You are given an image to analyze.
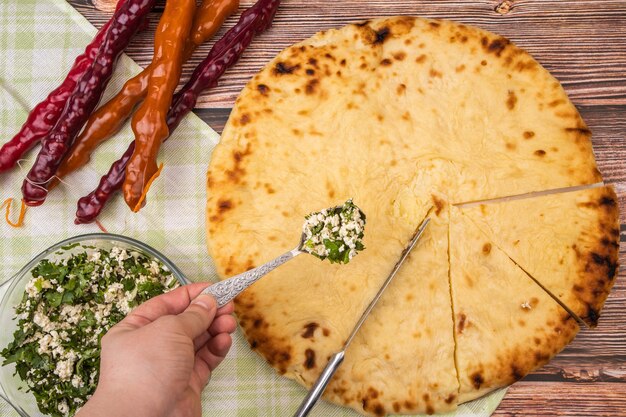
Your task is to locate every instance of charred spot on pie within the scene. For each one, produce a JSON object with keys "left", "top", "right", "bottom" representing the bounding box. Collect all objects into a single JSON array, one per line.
[
  {"left": 301, "top": 322, "right": 319, "bottom": 338},
  {"left": 565, "top": 126, "right": 592, "bottom": 135},
  {"left": 485, "top": 37, "right": 509, "bottom": 57},
  {"left": 432, "top": 195, "right": 446, "bottom": 215},
  {"left": 445, "top": 393, "right": 456, "bottom": 404},
  {"left": 305, "top": 79, "right": 319, "bottom": 95},
  {"left": 534, "top": 149, "right": 546, "bottom": 157},
  {"left": 592, "top": 252, "right": 606, "bottom": 265},
  {"left": 600, "top": 236, "right": 619, "bottom": 249},
  {"left": 253, "top": 318, "right": 264, "bottom": 328},
  {"left": 393, "top": 52, "right": 407, "bottom": 61},
  {"left": 511, "top": 364, "right": 523, "bottom": 380},
  {"left": 368, "top": 387, "right": 380, "bottom": 399},
  {"left": 257, "top": 84, "right": 270, "bottom": 95},
  {"left": 534, "top": 351, "right": 548, "bottom": 363},
  {"left": 471, "top": 372, "right": 484, "bottom": 389},
  {"left": 590, "top": 251, "right": 618, "bottom": 280},
  {"left": 304, "top": 348, "right": 316, "bottom": 369},
  {"left": 305, "top": 68, "right": 315, "bottom": 76},
  {"left": 548, "top": 99, "right": 565, "bottom": 107},
  {"left": 457, "top": 313, "right": 467, "bottom": 333},
  {"left": 428, "top": 21, "right": 441, "bottom": 29},
  {"left": 217, "top": 199, "right": 233, "bottom": 213},
  {"left": 430, "top": 67, "right": 444, "bottom": 78},
  {"left": 506, "top": 90, "right": 517, "bottom": 110},
  {"left": 245, "top": 259, "right": 256, "bottom": 271},
  {"left": 599, "top": 195, "right": 616, "bottom": 207},
  {"left": 523, "top": 130, "right": 535, "bottom": 139},
  {"left": 322, "top": 328, "right": 331, "bottom": 336},
  {"left": 240, "top": 113, "right": 251, "bottom": 125},
  {"left": 482, "top": 243, "right": 492, "bottom": 255},
  {"left": 380, "top": 58, "right": 393, "bottom": 66},
  {"left": 586, "top": 307, "right": 599, "bottom": 326},
  {"left": 416, "top": 54, "right": 427, "bottom": 64},
  {"left": 373, "top": 26, "right": 390, "bottom": 44},
  {"left": 273, "top": 61, "right": 301, "bottom": 75}
]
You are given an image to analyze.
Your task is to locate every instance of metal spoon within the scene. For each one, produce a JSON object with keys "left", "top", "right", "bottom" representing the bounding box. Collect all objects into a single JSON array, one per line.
[{"left": 202, "top": 203, "right": 363, "bottom": 307}]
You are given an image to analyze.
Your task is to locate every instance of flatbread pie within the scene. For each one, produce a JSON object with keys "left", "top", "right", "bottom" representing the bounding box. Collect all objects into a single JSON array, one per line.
[{"left": 205, "top": 16, "right": 619, "bottom": 416}]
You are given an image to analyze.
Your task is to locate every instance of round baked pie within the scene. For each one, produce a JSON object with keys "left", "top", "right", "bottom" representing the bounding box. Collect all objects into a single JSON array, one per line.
[{"left": 205, "top": 17, "right": 619, "bottom": 416}]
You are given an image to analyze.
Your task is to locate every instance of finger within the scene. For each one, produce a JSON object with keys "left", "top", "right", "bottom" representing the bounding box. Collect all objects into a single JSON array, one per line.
[
  {"left": 216, "top": 301, "right": 234, "bottom": 316},
  {"left": 176, "top": 294, "right": 218, "bottom": 339},
  {"left": 123, "top": 283, "right": 210, "bottom": 325},
  {"left": 208, "top": 314, "right": 237, "bottom": 336},
  {"left": 190, "top": 345, "right": 213, "bottom": 394},
  {"left": 199, "top": 333, "right": 232, "bottom": 371},
  {"left": 206, "top": 333, "right": 233, "bottom": 363},
  {"left": 193, "top": 331, "right": 211, "bottom": 352}
]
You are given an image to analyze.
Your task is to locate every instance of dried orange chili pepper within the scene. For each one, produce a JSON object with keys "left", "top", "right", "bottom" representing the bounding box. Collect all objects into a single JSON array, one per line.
[
  {"left": 189, "top": 0, "right": 240, "bottom": 49},
  {"left": 53, "top": 0, "right": 239, "bottom": 184},
  {"left": 122, "top": 0, "right": 196, "bottom": 211}
]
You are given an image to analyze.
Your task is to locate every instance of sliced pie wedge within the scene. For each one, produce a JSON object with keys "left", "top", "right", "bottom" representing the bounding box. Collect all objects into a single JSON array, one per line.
[
  {"left": 449, "top": 206, "right": 580, "bottom": 403},
  {"left": 323, "top": 200, "right": 459, "bottom": 416},
  {"left": 460, "top": 185, "right": 620, "bottom": 326}
]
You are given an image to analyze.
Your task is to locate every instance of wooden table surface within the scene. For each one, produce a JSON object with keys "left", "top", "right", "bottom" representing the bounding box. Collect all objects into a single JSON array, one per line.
[{"left": 68, "top": 1, "right": 626, "bottom": 415}]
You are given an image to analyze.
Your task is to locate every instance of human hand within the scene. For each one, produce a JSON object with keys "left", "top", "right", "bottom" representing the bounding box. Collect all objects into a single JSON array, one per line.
[{"left": 76, "top": 283, "right": 236, "bottom": 417}]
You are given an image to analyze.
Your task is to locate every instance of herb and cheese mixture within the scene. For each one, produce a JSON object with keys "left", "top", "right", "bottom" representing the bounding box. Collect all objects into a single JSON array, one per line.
[
  {"left": 1, "top": 245, "right": 179, "bottom": 417},
  {"left": 301, "top": 199, "right": 366, "bottom": 264}
]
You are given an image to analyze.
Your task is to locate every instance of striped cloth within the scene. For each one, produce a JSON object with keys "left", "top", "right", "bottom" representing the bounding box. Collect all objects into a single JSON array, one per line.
[{"left": 0, "top": 0, "right": 506, "bottom": 415}]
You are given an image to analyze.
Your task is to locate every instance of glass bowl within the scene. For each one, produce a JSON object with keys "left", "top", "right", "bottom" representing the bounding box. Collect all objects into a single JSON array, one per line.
[{"left": 0, "top": 233, "right": 190, "bottom": 417}]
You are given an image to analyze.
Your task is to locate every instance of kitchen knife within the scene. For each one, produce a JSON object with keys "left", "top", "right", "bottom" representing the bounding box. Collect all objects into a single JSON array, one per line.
[{"left": 293, "top": 218, "right": 431, "bottom": 417}]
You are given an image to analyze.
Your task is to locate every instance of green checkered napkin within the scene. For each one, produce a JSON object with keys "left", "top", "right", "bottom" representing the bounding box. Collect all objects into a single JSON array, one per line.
[{"left": 0, "top": 1, "right": 505, "bottom": 415}]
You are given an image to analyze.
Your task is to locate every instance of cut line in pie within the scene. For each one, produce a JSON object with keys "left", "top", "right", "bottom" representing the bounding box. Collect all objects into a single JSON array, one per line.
[{"left": 460, "top": 185, "right": 620, "bottom": 327}]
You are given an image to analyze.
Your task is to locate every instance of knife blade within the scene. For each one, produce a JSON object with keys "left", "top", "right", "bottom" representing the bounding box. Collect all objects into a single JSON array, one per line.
[{"left": 293, "top": 218, "right": 431, "bottom": 417}]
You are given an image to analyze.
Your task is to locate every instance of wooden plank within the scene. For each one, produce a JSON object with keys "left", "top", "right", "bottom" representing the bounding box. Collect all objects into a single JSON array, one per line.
[{"left": 493, "top": 381, "right": 626, "bottom": 416}]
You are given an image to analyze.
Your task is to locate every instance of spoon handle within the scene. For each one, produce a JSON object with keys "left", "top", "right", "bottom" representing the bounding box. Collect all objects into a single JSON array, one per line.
[{"left": 203, "top": 247, "right": 302, "bottom": 307}]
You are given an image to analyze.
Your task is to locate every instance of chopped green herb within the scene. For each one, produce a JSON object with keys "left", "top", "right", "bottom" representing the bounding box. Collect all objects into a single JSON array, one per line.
[
  {"left": 301, "top": 199, "right": 366, "bottom": 264},
  {"left": 1, "top": 246, "right": 179, "bottom": 417}
]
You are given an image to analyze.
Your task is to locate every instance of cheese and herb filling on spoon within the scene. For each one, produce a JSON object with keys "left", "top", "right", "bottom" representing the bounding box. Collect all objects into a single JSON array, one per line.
[
  {"left": 1, "top": 246, "right": 179, "bottom": 417},
  {"left": 301, "top": 199, "right": 366, "bottom": 264}
]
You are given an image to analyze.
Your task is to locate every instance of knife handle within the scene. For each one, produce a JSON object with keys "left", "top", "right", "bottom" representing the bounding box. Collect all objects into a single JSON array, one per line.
[{"left": 293, "top": 350, "right": 345, "bottom": 417}]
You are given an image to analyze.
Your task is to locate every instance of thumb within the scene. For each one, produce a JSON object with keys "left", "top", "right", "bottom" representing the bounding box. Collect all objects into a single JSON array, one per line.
[{"left": 176, "top": 294, "right": 218, "bottom": 339}]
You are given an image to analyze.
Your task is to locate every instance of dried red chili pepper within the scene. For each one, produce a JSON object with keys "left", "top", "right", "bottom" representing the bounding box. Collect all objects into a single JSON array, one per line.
[
  {"left": 75, "top": 0, "right": 281, "bottom": 223},
  {"left": 122, "top": 0, "right": 197, "bottom": 211},
  {"left": 0, "top": 0, "right": 124, "bottom": 173},
  {"left": 21, "top": 0, "right": 155, "bottom": 206},
  {"left": 75, "top": 143, "right": 134, "bottom": 224},
  {"left": 54, "top": 0, "right": 239, "bottom": 184}
]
